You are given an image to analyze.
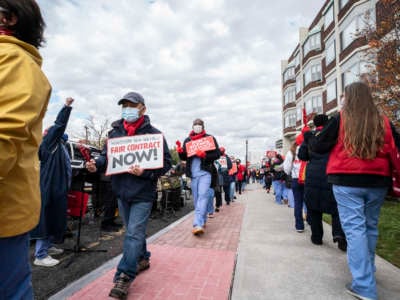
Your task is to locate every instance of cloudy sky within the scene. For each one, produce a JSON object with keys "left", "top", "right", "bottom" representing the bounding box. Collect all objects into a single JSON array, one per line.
[{"left": 37, "top": 0, "right": 322, "bottom": 162}]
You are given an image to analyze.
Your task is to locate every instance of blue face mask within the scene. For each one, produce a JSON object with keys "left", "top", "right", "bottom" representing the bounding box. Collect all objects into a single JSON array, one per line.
[{"left": 122, "top": 107, "right": 140, "bottom": 123}]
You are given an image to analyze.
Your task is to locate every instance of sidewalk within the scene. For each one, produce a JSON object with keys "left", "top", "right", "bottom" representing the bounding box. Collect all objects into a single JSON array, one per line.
[{"left": 51, "top": 184, "right": 400, "bottom": 300}]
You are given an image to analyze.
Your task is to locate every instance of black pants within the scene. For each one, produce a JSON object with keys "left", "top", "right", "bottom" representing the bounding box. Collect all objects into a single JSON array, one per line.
[
  {"left": 215, "top": 188, "right": 222, "bottom": 208},
  {"left": 223, "top": 185, "right": 231, "bottom": 204},
  {"left": 237, "top": 181, "right": 243, "bottom": 194},
  {"left": 309, "top": 208, "right": 345, "bottom": 243}
]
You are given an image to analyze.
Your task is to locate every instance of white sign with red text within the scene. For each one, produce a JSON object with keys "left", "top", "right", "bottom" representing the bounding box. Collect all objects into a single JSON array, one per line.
[{"left": 106, "top": 134, "right": 163, "bottom": 175}]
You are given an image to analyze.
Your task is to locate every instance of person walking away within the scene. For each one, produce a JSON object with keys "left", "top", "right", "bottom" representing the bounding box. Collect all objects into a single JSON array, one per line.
[
  {"left": 310, "top": 82, "right": 399, "bottom": 300},
  {"left": 216, "top": 147, "right": 233, "bottom": 209},
  {"left": 283, "top": 141, "right": 306, "bottom": 232},
  {"left": 298, "top": 114, "right": 346, "bottom": 250},
  {"left": 30, "top": 98, "right": 74, "bottom": 267},
  {"left": 0, "top": 1, "right": 51, "bottom": 298},
  {"left": 86, "top": 92, "right": 171, "bottom": 299},
  {"left": 176, "top": 118, "right": 220, "bottom": 235}
]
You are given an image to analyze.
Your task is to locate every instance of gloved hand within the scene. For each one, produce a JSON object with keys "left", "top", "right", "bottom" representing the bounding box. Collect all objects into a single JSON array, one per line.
[
  {"left": 176, "top": 140, "right": 183, "bottom": 153},
  {"left": 196, "top": 150, "right": 206, "bottom": 158}
]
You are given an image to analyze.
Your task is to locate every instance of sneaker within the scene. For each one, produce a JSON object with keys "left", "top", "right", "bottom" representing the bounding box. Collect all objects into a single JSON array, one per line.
[
  {"left": 48, "top": 246, "right": 64, "bottom": 256},
  {"left": 34, "top": 255, "right": 60, "bottom": 267},
  {"left": 109, "top": 273, "right": 131, "bottom": 299},
  {"left": 345, "top": 283, "right": 374, "bottom": 300},
  {"left": 192, "top": 226, "right": 204, "bottom": 236},
  {"left": 136, "top": 258, "right": 150, "bottom": 274},
  {"left": 208, "top": 213, "right": 214, "bottom": 218},
  {"left": 215, "top": 208, "right": 220, "bottom": 212},
  {"left": 296, "top": 229, "right": 304, "bottom": 233}
]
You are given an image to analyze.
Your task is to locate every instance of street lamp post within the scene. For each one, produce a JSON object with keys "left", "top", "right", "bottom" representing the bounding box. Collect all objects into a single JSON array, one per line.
[
  {"left": 84, "top": 125, "right": 89, "bottom": 144},
  {"left": 245, "top": 139, "right": 248, "bottom": 171}
]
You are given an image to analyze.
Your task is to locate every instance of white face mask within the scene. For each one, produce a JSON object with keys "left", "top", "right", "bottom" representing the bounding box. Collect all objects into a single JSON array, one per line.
[
  {"left": 122, "top": 107, "right": 140, "bottom": 123},
  {"left": 193, "top": 125, "right": 203, "bottom": 134}
]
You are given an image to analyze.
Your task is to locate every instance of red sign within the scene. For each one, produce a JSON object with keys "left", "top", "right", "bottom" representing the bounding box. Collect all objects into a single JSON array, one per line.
[
  {"left": 266, "top": 151, "right": 277, "bottom": 158},
  {"left": 186, "top": 136, "right": 216, "bottom": 157}
]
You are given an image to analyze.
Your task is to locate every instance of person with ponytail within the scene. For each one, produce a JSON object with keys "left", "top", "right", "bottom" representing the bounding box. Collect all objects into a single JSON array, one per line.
[
  {"left": 310, "top": 81, "right": 399, "bottom": 300},
  {"left": 176, "top": 119, "right": 221, "bottom": 235},
  {"left": 0, "top": 1, "right": 50, "bottom": 298}
]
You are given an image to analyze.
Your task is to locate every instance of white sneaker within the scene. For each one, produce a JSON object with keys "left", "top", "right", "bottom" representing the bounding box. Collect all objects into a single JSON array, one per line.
[
  {"left": 34, "top": 255, "right": 60, "bottom": 267},
  {"left": 48, "top": 246, "right": 64, "bottom": 256}
]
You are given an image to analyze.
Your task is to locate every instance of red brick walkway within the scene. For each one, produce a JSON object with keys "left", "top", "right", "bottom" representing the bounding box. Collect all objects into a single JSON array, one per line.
[{"left": 68, "top": 202, "right": 244, "bottom": 300}]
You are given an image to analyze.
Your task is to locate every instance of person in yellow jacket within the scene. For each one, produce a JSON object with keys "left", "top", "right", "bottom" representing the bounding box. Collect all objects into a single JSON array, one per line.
[{"left": 0, "top": 1, "right": 51, "bottom": 299}]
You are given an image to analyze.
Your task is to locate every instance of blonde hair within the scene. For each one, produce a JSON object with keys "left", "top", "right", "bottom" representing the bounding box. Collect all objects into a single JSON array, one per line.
[{"left": 342, "top": 82, "right": 384, "bottom": 159}]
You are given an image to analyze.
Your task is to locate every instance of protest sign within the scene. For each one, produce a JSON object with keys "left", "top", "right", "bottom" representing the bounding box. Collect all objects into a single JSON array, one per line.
[
  {"left": 266, "top": 150, "right": 277, "bottom": 158},
  {"left": 218, "top": 156, "right": 228, "bottom": 169},
  {"left": 186, "top": 136, "right": 216, "bottom": 157},
  {"left": 106, "top": 134, "right": 163, "bottom": 175}
]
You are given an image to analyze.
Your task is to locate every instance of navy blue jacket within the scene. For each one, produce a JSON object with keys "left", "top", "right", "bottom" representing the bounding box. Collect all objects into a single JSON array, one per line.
[
  {"left": 96, "top": 116, "right": 171, "bottom": 203},
  {"left": 31, "top": 105, "right": 72, "bottom": 243}
]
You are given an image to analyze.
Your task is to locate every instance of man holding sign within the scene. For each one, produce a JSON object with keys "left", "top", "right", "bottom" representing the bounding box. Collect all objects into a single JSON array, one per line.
[
  {"left": 86, "top": 92, "right": 171, "bottom": 300},
  {"left": 176, "top": 119, "right": 220, "bottom": 236}
]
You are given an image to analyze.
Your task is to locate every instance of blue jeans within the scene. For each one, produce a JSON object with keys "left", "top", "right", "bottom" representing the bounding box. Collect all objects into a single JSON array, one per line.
[
  {"left": 115, "top": 200, "right": 153, "bottom": 280},
  {"left": 292, "top": 179, "right": 305, "bottom": 230},
  {"left": 229, "top": 181, "right": 235, "bottom": 201},
  {"left": 286, "top": 188, "right": 295, "bottom": 208},
  {"left": 272, "top": 180, "right": 284, "bottom": 204},
  {"left": 35, "top": 237, "right": 52, "bottom": 259},
  {"left": 207, "top": 188, "right": 215, "bottom": 215},
  {"left": 333, "top": 185, "right": 387, "bottom": 300},
  {"left": 191, "top": 174, "right": 211, "bottom": 227},
  {"left": 0, "top": 233, "right": 33, "bottom": 300}
]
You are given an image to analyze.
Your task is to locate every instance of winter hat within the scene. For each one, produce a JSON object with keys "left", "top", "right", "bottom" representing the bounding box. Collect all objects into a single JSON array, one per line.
[{"left": 313, "top": 114, "right": 328, "bottom": 127}]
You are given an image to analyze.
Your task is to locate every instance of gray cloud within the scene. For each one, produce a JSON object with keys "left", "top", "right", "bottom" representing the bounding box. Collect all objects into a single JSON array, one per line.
[{"left": 38, "top": 0, "right": 321, "bottom": 162}]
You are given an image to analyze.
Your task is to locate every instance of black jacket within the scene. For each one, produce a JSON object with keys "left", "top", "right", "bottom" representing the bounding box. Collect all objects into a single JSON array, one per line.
[
  {"left": 96, "top": 115, "right": 171, "bottom": 203},
  {"left": 178, "top": 134, "right": 221, "bottom": 178},
  {"left": 298, "top": 129, "right": 338, "bottom": 213}
]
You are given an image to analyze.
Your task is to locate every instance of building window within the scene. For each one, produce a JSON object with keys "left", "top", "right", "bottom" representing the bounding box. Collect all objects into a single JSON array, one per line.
[
  {"left": 296, "top": 75, "right": 301, "bottom": 94},
  {"left": 340, "top": 10, "right": 375, "bottom": 51},
  {"left": 294, "top": 52, "right": 300, "bottom": 67},
  {"left": 283, "top": 67, "right": 295, "bottom": 82},
  {"left": 296, "top": 106, "right": 302, "bottom": 121},
  {"left": 303, "top": 32, "right": 321, "bottom": 57},
  {"left": 284, "top": 86, "right": 296, "bottom": 105},
  {"left": 284, "top": 110, "right": 297, "bottom": 128},
  {"left": 341, "top": 61, "right": 370, "bottom": 90},
  {"left": 327, "top": 79, "right": 337, "bottom": 102},
  {"left": 305, "top": 95, "right": 322, "bottom": 114},
  {"left": 325, "top": 39, "right": 336, "bottom": 65},
  {"left": 324, "top": 4, "right": 334, "bottom": 28},
  {"left": 303, "top": 63, "right": 322, "bottom": 86},
  {"left": 340, "top": 18, "right": 357, "bottom": 50},
  {"left": 339, "top": 0, "right": 349, "bottom": 10}
]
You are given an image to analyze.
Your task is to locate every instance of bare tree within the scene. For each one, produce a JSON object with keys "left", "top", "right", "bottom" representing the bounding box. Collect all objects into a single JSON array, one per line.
[{"left": 81, "top": 117, "right": 111, "bottom": 149}]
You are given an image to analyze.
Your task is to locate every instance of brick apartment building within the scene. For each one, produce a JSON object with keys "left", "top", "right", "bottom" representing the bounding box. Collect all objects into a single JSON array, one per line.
[{"left": 280, "top": 0, "right": 386, "bottom": 152}]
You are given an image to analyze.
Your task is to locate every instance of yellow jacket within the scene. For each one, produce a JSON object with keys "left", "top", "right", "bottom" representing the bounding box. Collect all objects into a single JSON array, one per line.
[{"left": 0, "top": 35, "right": 51, "bottom": 237}]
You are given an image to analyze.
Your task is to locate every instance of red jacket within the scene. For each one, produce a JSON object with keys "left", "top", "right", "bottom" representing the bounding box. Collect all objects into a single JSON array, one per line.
[
  {"left": 236, "top": 164, "right": 246, "bottom": 181},
  {"left": 327, "top": 115, "right": 393, "bottom": 177}
]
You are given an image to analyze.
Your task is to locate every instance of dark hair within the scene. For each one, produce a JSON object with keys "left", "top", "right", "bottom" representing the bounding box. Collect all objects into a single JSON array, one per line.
[
  {"left": 0, "top": 0, "right": 45, "bottom": 48},
  {"left": 193, "top": 118, "right": 204, "bottom": 126}
]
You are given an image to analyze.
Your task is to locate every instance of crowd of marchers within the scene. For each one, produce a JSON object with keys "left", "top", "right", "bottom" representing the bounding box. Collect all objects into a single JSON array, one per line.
[{"left": 1, "top": 1, "right": 400, "bottom": 300}]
